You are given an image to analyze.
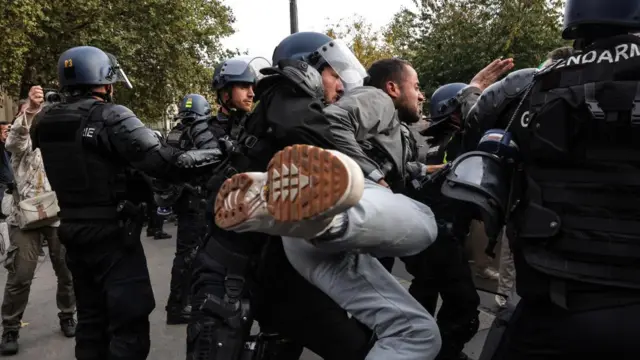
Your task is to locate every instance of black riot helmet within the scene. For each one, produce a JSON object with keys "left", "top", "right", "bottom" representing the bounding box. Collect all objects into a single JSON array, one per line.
[
  {"left": 212, "top": 56, "right": 270, "bottom": 113},
  {"left": 177, "top": 94, "right": 211, "bottom": 117},
  {"left": 272, "top": 32, "right": 333, "bottom": 69},
  {"left": 563, "top": 0, "right": 640, "bottom": 40},
  {"left": 57, "top": 46, "right": 133, "bottom": 91},
  {"left": 441, "top": 130, "right": 520, "bottom": 240},
  {"left": 271, "top": 32, "right": 368, "bottom": 93},
  {"left": 212, "top": 56, "right": 271, "bottom": 91},
  {"left": 422, "top": 83, "right": 467, "bottom": 138}
]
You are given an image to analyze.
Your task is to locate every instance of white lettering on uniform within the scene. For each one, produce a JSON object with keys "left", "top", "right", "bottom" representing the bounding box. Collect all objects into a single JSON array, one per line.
[
  {"left": 597, "top": 50, "right": 614, "bottom": 64},
  {"left": 82, "top": 127, "right": 95, "bottom": 138},
  {"left": 615, "top": 44, "right": 629, "bottom": 62},
  {"left": 520, "top": 111, "right": 531, "bottom": 128},
  {"left": 566, "top": 55, "right": 581, "bottom": 66},
  {"left": 582, "top": 50, "right": 597, "bottom": 63},
  {"left": 559, "top": 43, "right": 640, "bottom": 67}
]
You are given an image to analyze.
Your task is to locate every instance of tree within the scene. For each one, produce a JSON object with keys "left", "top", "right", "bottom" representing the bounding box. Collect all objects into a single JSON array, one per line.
[
  {"left": 0, "top": 0, "right": 238, "bottom": 123},
  {"left": 325, "top": 15, "right": 397, "bottom": 69},
  {"left": 388, "top": 0, "right": 568, "bottom": 98}
]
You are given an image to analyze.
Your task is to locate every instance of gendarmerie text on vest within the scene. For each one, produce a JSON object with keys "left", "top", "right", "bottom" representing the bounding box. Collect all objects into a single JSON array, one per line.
[{"left": 555, "top": 43, "right": 640, "bottom": 68}]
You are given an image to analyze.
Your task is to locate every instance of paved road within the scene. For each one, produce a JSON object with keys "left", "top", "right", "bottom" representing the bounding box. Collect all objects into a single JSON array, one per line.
[{"left": 0, "top": 223, "right": 494, "bottom": 359}]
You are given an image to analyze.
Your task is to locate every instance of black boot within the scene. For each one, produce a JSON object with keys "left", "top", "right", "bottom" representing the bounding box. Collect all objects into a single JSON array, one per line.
[
  {"left": 154, "top": 231, "right": 172, "bottom": 240},
  {"left": 166, "top": 304, "right": 192, "bottom": 325},
  {"left": 0, "top": 331, "right": 19, "bottom": 356},
  {"left": 60, "top": 318, "right": 77, "bottom": 338}
]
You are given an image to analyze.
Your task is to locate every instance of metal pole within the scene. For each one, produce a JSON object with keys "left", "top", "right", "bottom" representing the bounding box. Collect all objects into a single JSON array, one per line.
[{"left": 289, "top": 0, "right": 299, "bottom": 34}]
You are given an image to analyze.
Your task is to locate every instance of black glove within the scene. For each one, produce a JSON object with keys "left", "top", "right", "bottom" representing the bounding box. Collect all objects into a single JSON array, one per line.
[{"left": 176, "top": 149, "right": 224, "bottom": 168}]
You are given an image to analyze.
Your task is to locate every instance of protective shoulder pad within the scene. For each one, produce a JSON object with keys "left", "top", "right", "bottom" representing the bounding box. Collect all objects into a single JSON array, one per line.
[
  {"left": 273, "top": 59, "right": 324, "bottom": 100},
  {"left": 500, "top": 68, "right": 537, "bottom": 98},
  {"left": 467, "top": 68, "right": 536, "bottom": 127},
  {"left": 189, "top": 117, "right": 218, "bottom": 150},
  {"left": 102, "top": 103, "right": 145, "bottom": 131}
]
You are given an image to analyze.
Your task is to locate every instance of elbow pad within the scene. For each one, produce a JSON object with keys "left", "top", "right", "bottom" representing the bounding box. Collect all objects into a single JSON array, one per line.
[{"left": 189, "top": 117, "right": 219, "bottom": 150}]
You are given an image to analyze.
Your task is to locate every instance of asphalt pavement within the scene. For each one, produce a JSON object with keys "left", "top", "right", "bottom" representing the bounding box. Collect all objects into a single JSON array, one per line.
[{"left": 0, "top": 223, "right": 494, "bottom": 359}]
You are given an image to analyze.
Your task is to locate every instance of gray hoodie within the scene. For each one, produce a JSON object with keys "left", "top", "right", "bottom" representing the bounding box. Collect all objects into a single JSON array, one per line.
[{"left": 323, "top": 86, "right": 405, "bottom": 183}]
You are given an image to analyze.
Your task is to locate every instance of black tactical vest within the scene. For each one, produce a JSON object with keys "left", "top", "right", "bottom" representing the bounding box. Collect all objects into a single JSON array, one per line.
[
  {"left": 511, "top": 37, "right": 640, "bottom": 290},
  {"left": 166, "top": 122, "right": 193, "bottom": 150},
  {"left": 37, "top": 98, "right": 126, "bottom": 218},
  {"left": 214, "top": 112, "right": 244, "bottom": 140}
]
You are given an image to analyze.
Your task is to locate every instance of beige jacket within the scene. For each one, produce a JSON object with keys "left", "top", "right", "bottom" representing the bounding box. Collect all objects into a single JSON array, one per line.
[{"left": 4, "top": 107, "right": 59, "bottom": 227}]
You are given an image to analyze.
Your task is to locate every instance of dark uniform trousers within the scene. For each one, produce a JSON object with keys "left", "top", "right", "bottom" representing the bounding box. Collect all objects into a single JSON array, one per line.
[
  {"left": 168, "top": 193, "right": 206, "bottom": 309},
  {"left": 188, "top": 238, "right": 372, "bottom": 360},
  {"left": 403, "top": 232, "right": 479, "bottom": 357},
  {"left": 145, "top": 200, "right": 165, "bottom": 233},
  {"left": 494, "top": 296, "right": 640, "bottom": 359},
  {"left": 59, "top": 220, "right": 155, "bottom": 360}
]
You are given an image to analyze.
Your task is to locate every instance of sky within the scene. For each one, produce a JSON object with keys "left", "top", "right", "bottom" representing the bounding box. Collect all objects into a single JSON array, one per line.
[{"left": 220, "top": 0, "right": 417, "bottom": 60}]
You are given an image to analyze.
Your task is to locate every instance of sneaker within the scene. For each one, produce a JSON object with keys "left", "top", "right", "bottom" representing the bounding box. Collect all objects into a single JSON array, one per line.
[
  {"left": 215, "top": 145, "right": 364, "bottom": 239},
  {"left": 0, "top": 331, "right": 18, "bottom": 355},
  {"left": 60, "top": 318, "right": 77, "bottom": 338},
  {"left": 477, "top": 267, "right": 500, "bottom": 281}
]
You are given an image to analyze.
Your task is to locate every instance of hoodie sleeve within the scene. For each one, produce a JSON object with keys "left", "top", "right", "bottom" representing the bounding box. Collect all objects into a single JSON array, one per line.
[{"left": 6, "top": 109, "right": 38, "bottom": 155}]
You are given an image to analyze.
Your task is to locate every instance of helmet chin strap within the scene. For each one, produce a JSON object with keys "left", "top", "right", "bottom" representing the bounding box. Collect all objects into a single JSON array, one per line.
[
  {"left": 217, "top": 88, "right": 247, "bottom": 119},
  {"left": 91, "top": 85, "right": 113, "bottom": 102}
]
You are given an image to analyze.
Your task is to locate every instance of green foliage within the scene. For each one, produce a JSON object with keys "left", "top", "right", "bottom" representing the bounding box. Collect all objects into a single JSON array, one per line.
[
  {"left": 389, "top": 0, "right": 569, "bottom": 96},
  {"left": 0, "top": 0, "right": 238, "bottom": 123},
  {"left": 325, "top": 15, "right": 396, "bottom": 69}
]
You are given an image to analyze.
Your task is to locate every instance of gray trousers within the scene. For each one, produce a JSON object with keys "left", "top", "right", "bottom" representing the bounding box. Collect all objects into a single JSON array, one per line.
[{"left": 283, "top": 181, "right": 442, "bottom": 360}]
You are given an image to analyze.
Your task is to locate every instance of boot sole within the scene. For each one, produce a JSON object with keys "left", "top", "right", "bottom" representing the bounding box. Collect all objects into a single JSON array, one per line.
[{"left": 215, "top": 145, "right": 363, "bottom": 231}]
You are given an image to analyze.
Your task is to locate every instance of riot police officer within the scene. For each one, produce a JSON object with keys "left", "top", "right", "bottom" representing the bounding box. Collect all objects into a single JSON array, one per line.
[
  {"left": 187, "top": 33, "right": 375, "bottom": 360},
  {"left": 404, "top": 83, "right": 481, "bottom": 360},
  {"left": 31, "top": 46, "right": 221, "bottom": 360},
  {"left": 164, "top": 93, "right": 213, "bottom": 324},
  {"left": 448, "top": 1, "right": 640, "bottom": 358},
  {"left": 207, "top": 56, "right": 270, "bottom": 141}
]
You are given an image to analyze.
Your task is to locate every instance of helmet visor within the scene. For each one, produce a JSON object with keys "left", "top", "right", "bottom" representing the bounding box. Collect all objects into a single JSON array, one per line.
[
  {"left": 105, "top": 53, "right": 133, "bottom": 89},
  {"left": 115, "top": 67, "right": 133, "bottom": 89},
  {"left": 316, "top": 39, "right": 367, "bottom": 92},
  {"left": 220, "top": 56, "right": 272, "bottom": 82}
]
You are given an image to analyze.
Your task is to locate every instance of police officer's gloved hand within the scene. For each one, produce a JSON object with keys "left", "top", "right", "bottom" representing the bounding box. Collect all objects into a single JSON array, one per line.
[
  {"left": 176, "top": 149, "right": 224, "bottom": 168},
  {"left": 406, "top": 161, "right": 428, "bottom": 180},
  {"left": 218, "top": 136, "right": 240, "bottom": 156}
]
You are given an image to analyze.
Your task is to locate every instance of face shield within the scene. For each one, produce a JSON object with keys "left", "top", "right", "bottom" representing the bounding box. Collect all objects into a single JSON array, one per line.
[
  {"left": 105, "top": 53, "right": 133, "bottom": 89},
  {"left": 219, "top": 56, "right": 272, "bottom": 83},
  {"left": 441, "top": 151, "right": 513, "bottom": 240},
  {"left": 316, "top": 39, "right": 368, "bottom": 92}
]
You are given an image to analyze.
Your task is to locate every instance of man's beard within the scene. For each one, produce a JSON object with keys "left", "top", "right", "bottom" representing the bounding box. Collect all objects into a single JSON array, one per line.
[{"left": 397, "top": 104, "right": 421, "bottom": 124}]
